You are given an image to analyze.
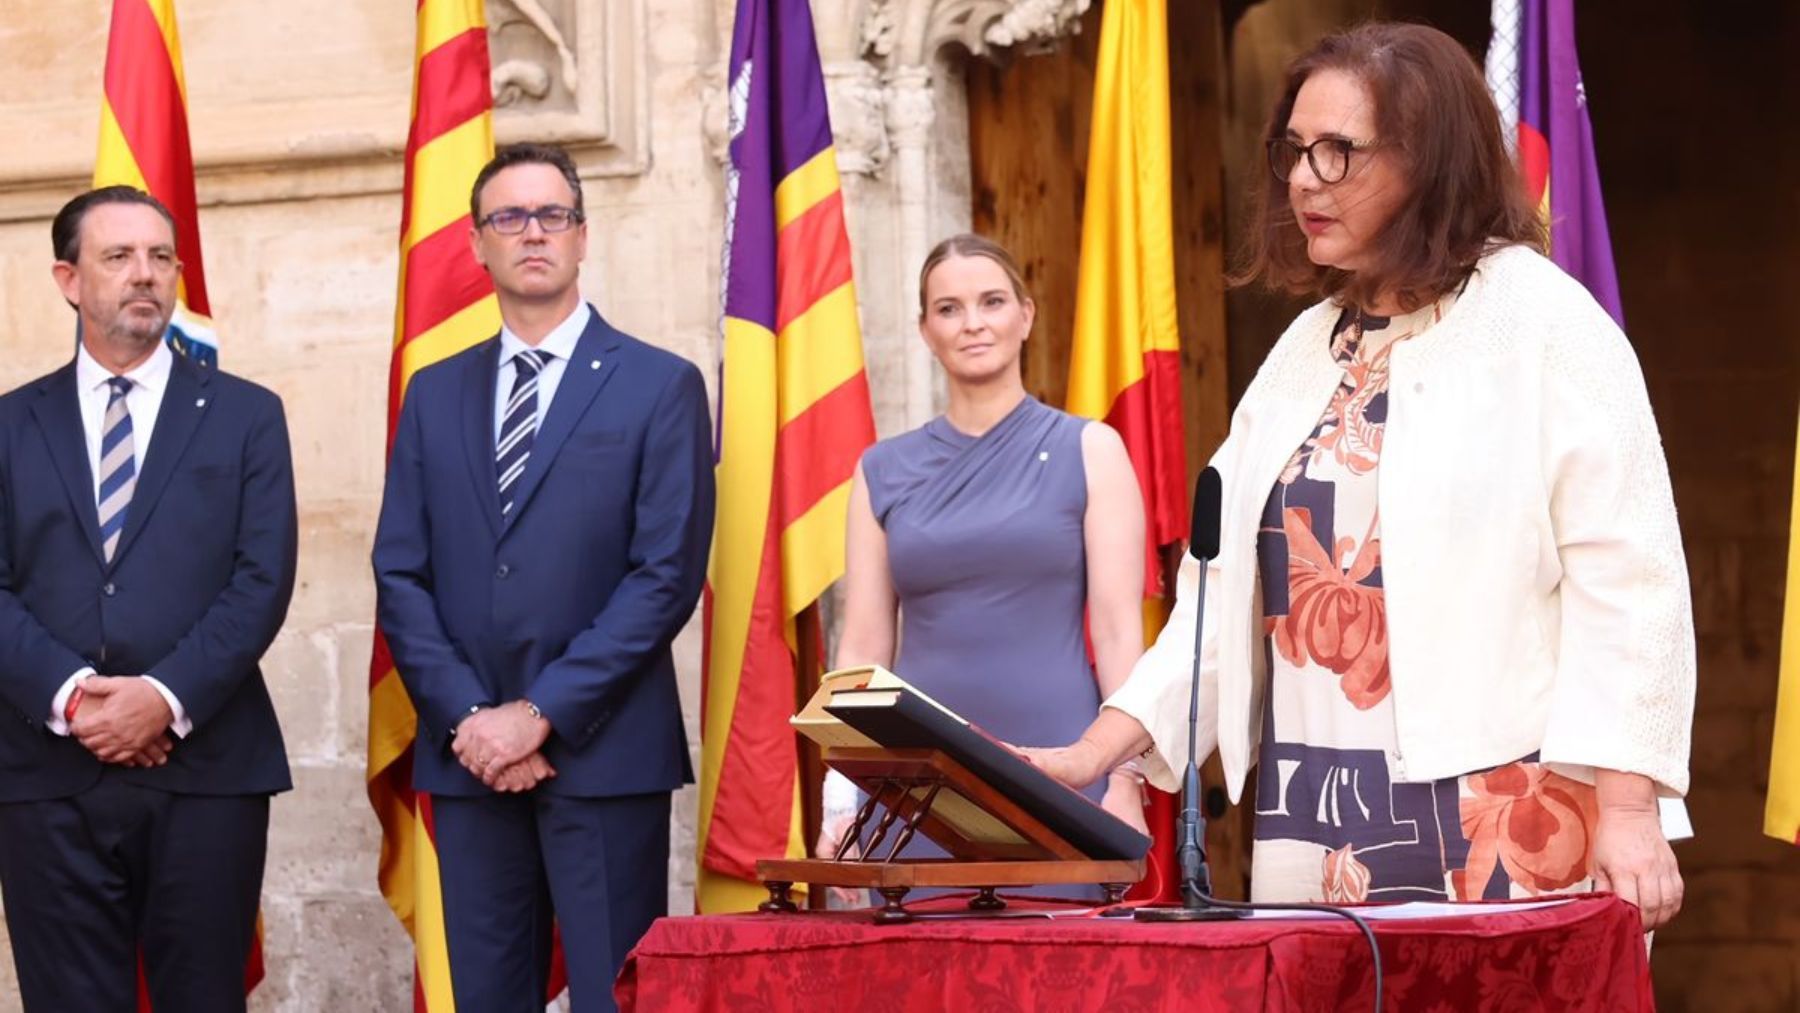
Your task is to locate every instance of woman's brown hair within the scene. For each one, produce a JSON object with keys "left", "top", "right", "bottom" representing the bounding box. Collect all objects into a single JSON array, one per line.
[
  {"left": 917, "top": 233, "right": 1033, "bottom": 317},
  {"left": 1234, "top": 22, "right": 1544, "bottom": 312}
]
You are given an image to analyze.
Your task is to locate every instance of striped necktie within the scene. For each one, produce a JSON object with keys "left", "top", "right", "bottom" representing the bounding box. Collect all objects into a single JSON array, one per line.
[
  {"left": 97, "top": 376, "right": 136, "bottom": 562},
  {"left": 496, "top": 349, "right": 549, "bottom": 516}
]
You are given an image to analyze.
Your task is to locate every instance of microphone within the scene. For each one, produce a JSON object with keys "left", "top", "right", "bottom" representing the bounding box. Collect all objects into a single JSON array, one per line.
[
  {"left": 1137, "top": 466, "right": 1242, "bottom": 922},
  {"left": 1190, "top": 466, "right": 1222, "bottom": 560}
]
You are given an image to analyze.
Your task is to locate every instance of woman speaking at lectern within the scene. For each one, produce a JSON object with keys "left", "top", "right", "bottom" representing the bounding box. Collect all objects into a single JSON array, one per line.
[
  {"left": 1027, "top": 22, "right": 1694, "bottom": 930},
  {"left": 820, "top": 234, "right": 1151, "bottom": 876}
]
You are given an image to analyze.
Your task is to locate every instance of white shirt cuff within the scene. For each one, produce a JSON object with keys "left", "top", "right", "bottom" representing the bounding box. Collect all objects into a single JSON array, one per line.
[
  {"left": 141, "top": 676, "right": 192, "bottom": 738},
  {"left": 1659, "top": 797, "right": 1694, "bottom": 842},
  {"left": 47, "top": 669, "right": 94, "bottom": 735},
  {"left": 822, "top": 768, "right": 860, "bottom": 821}
]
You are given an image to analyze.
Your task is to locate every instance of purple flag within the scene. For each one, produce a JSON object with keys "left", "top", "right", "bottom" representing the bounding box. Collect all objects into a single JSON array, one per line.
[{"left": 1494, "top": 0, "right": 1625, "bottom": 326}]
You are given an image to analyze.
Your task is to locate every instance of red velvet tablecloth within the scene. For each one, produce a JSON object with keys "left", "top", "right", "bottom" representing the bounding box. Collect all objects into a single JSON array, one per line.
[{"left": 617, "top": 894, "right": 1651, "bottom": 1011}]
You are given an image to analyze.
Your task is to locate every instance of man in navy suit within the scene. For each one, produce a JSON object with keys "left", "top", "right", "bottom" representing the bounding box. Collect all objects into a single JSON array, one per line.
[
  {"left": 0, "top": 186, "right": 296, "bottom": 1011},
  {"left": 373, "top": 143, "right": 714, "bottom": 1011}
]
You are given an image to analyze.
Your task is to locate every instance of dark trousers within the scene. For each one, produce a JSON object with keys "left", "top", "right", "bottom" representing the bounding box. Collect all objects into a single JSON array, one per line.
[
  {"left": 0, "top": 770, "right": 269, "bottom": 1012},
  {"left": 433, "top": 790, "right": 670, "bottom": 1013}
]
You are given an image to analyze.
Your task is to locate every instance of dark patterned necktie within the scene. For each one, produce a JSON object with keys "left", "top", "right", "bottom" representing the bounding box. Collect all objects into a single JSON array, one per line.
[
  {"left": 97, "top": 376, "right": 136, "bottom": 561},
  {"left": 496, "top": 349, "right": 549, "bottom": 516}
]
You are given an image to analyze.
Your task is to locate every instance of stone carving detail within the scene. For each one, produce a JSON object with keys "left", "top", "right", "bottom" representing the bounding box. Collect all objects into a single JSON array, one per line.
[
  {"left": 700, "top": 68, "right": 732, "bottom": 168},
  {"left": 700, "top": 60, "right": 890, "bottom": 177},
  {"left": 861, "top": 0, "right": 900, "bottom": 60},
  {"left": 882, "top": 66, "right": 937, "bottom": 151},
  {"left": 982, "top": 0, "right": 1091, "bottom": 53},
  {"left": 825, "top": 61, "right": 891, "bottom": 175},
  {"left": 860, "top": 0, "right": 1090, "bottom": 66},
  {"left": 488, "top": 0, "right": 579, "bottom": 111}
]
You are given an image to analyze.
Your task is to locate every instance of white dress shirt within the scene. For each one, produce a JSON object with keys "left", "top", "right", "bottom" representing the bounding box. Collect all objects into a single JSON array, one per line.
[
  {"left": 492, "top": 302, "right": 590, "bottom": 442},
  {"left": 47, "top": 341, "right": 192, "bottom": 738}
]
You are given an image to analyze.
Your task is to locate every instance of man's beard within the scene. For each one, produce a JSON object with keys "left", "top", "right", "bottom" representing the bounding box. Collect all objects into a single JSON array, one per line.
[
  {"left": 108, "top": 313, "right": 169, "bottom": 349},
  {"left": 107, "top": 296, "right": 170, "bottom": 346}
]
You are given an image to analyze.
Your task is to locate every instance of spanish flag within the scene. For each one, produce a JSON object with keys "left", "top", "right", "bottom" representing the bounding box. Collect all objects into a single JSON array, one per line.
[
  {"left": 1066, "top": 0, "right": 1187, "bottom": 903},
  {"left": 697, "top": 0, "right": 877, "bottom": 912},
  {"left": 363, "top": 0, "right": 501, "bottom": 1007},
  {"left": 1067, "top": 0, "right": 1188, "bottom": 595},
  {"left": 93, "top": 0, "right": 216, "bottom": 362},
  {"left": 1766, "top": 413, "right": 1800, "bottom": 844}
]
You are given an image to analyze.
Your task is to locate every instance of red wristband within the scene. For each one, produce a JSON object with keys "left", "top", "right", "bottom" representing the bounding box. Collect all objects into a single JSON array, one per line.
[{"left": 63, "top": 686, "right": 85, "bottom": 724}]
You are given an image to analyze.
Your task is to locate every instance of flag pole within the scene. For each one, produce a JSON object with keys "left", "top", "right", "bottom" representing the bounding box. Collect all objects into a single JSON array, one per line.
[{"left": 795, "top": 601, "right": 827, "bottom": 909}]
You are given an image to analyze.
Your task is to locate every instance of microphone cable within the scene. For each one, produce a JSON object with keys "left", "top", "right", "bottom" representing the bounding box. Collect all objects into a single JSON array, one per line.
[{"left": 1174, "top": 893, "right": 1382, "bottom": 1013}]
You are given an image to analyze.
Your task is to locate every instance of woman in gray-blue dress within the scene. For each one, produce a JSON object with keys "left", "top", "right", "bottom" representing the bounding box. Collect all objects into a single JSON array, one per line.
[{"left": 820, "top": 235, "right": 1149, "bottom": 891}]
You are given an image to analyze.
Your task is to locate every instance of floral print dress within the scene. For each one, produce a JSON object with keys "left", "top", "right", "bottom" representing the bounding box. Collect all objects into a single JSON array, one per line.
[{"left": 1250, "top": 299, "right": 1601, "bottom": 905}]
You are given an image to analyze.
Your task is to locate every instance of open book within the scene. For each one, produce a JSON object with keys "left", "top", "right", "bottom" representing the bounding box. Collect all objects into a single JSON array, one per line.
[{"left": 793, "top": 666, "right": 1151, "bottom": 862}]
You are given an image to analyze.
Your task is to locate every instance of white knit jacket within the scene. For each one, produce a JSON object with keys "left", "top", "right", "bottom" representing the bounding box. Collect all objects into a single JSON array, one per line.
[{"left": 1107, "top": 244, "right": 1696, "bottom": 801}]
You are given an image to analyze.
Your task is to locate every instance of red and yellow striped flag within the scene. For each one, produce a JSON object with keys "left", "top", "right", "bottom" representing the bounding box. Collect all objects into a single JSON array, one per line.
[
  {"left": 1066, "top": 0, "right": 1187, "bottom": 904},
  {"left": 1766, "top": 411, "right": 1800, "bottom": 844},
  {"left": 697, "top": 0, "right": 877, "bottom": 912},
  {"left": 364, "top": 0, "right": 499, "bottom": 1007},
  {"left": 95, "top": 4, "right": 262, "bottom": 1001},
  {"left": 94, "top": 0, "right": 216, "bottom": 361}
]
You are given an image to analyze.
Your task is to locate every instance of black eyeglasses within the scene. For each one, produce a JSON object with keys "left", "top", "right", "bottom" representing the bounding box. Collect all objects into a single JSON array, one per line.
[
  {"left": 1266, "top": 137, "right": 1378, "bottom": 184},
  {"left": 479, "top": 205, "right": 585, "bottom": 235}
]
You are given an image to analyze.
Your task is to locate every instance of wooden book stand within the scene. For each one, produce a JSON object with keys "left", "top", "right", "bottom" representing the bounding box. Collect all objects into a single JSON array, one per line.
[{"left": 756, "top": 747, "right": 1144, "bottom": 924}]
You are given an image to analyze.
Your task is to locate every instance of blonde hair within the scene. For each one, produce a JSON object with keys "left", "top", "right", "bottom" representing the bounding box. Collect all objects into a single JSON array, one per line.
[{"left": 917, "top": 233, "right": 1032, "bottom": 316}]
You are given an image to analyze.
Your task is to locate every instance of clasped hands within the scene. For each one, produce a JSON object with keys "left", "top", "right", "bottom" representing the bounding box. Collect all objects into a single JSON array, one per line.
[
  {"left": 69, "top": 675, "right": 175, "bottom": 767},
  {"left": 452, "top": 701, "right": 556, "bottom": 792}
]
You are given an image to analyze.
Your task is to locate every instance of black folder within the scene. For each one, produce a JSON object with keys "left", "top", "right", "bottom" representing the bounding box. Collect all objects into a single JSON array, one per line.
[{"left": 825, "top": 687, "right": 1152, "bottom": 862}]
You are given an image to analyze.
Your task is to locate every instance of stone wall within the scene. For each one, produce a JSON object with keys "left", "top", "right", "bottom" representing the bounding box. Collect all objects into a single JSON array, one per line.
[{"left": 0, "top": 0, "right": 733, "bottom": 1007}]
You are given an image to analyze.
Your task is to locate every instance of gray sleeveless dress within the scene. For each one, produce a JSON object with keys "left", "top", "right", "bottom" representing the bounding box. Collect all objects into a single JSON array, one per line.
[{"left": 859, "top": 397, "right": 1106, "bottom": 892}]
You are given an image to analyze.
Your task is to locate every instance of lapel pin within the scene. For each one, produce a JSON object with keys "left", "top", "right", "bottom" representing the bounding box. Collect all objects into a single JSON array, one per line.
[
  {"left": 590, "top": 359, "right": 601, "bottom": 370},
  {"left": 196, "top": 398, "right": 206, "bottom": 408}
]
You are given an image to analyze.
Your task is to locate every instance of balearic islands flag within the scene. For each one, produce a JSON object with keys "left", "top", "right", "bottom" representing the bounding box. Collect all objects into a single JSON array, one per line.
[
  {"left": 697, "top": 0, "right": 877, "bottom": 912},
  {"left": 363, "top": 0, "right": 503, "bottom": 1007},
  {"left": 1066, "top": 0, "right": 1188, "bottom": 903},
  {"left": 1486, "top": 0, "right": 1624, "bottom": 324}
]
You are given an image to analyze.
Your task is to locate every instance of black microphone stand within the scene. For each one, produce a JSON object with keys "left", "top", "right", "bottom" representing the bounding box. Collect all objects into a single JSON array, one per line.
[
  {"left": 1137, "top": 469, "right": 1242, "bottom": 922},
  {"left": 1123, "top": 471, "right": 1383, "bottom": 1011}
]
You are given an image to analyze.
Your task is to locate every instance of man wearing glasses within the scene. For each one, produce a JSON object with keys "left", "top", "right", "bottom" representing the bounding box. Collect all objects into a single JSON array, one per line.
[{"left": 373, "top": 143, "right": 714, "bottom": 1011}]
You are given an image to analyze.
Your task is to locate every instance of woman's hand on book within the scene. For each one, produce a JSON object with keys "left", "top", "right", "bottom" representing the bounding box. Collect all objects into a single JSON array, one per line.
[{"left": 1016, "top": 739, "right": 1107, "bottom": 789}]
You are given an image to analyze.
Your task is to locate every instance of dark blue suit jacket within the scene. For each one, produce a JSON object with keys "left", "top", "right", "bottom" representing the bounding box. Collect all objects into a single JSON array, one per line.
[
  {"left": 373, "top": 308, "right": 714, "bottom": 797},
  {"left": 0, "top": 353, "right": 297, "bottom": 802}
]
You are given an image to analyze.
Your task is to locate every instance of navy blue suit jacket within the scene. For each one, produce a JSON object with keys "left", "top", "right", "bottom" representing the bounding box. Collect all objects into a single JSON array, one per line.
[
  {"left": 0, "top": 353, "right": 297, "bottom": 802},
  {"left": 373, "top": 308, "right": 714, "bottom": 797}
]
